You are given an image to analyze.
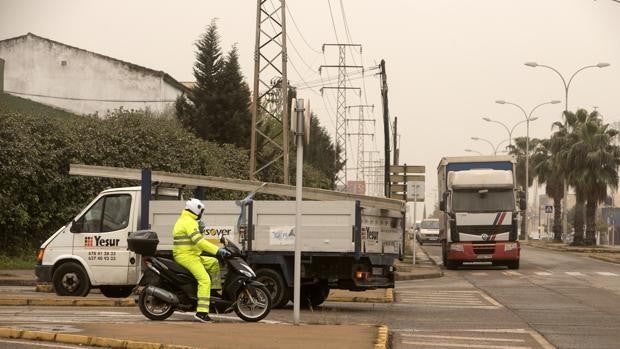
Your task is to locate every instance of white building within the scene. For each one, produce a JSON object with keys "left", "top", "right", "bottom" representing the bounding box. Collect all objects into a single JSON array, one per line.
[{"left": 0, "top": 33, "right": 189, "bottom": 116}]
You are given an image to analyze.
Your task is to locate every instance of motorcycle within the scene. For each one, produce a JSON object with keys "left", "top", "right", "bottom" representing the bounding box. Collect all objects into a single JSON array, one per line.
[{"left": 128, "top": 185, "right": 271, "bottom": 322}]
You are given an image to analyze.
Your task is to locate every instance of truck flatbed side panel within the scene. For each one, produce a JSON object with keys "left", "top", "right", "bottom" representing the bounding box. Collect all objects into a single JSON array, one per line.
[
  {"left": 252, "top": 201, "right": 356, "bottom": 252},
  {"left": 360, "top": 208, "right": 402, "bottom": 255}
]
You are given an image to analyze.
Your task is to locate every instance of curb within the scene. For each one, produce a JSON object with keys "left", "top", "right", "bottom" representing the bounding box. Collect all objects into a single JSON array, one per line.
[
  {"left": 0, "top": 326, "right": 201, "bottom": 349},
  {"left": 0, "top": 280, "right": 37, "bottom": 287},
  {"left": 588, "top": 254, "right": 620, "bottom": 264},
  {"left": 0, "top": 297, "right": 135, "bottom": 307},
  {"left": 395, "top": 269, "right": 443, "bottom": 281},
  {"left": 374, "top": 325, "right": 389, "bottom": 349}
]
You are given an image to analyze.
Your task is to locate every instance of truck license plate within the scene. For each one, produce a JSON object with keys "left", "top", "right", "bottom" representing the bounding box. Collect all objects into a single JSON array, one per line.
[
  {"left": 476, "top": 254, "right": 492, "bottom": 260},
  {"left": 372, "top": 267, "right": 383, "bottom": 276}
]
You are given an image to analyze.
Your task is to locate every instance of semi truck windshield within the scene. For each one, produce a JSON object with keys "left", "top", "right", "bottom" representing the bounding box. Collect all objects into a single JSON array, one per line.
[{"left": 452, "top": 189, "right": 515, "bottom": 212}]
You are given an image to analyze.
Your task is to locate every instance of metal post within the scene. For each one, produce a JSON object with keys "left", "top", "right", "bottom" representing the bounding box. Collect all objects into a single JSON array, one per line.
[
  {"left": 140, "top": 168, "right": 152, "bottom": 230},
  {"left": 412, "top": 186, "right": 417, "bottom": 266},
  {"left": 0, "top": 58, "right": 4, "bottom": 93},
  {"left": 293, "top": 98, "right": 304, "bottom": 325},
  {"left": 379, "top": 60, "right": 390, "bottom": 197}
]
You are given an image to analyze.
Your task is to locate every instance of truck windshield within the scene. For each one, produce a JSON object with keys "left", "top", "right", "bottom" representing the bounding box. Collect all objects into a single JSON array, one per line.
[
  {"left": 452, "top": 189, "right": 515, "bottom": 212},
  {"left": 421, "top": 220, "right": 439, "bottom": 229}
]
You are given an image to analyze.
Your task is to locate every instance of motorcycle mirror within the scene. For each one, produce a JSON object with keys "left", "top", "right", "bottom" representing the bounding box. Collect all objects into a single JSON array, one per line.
[{"left": 220, "top": 236, "right": 226, "bottom": 244}]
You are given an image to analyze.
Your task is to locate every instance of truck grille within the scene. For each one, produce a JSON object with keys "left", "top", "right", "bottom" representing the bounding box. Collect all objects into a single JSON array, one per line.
[
  {"left": 472, "top": 243, "right": 495, "bottom": 255},
  {"left": 458, "top": 225, "right": 511, "bottom": 235}
]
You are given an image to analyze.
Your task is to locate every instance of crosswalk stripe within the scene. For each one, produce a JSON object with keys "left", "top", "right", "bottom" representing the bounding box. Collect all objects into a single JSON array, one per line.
[
  {"left": 401, "top": 341, "right": 532, "bottom": 349},
  {"left": 534, "top": 272, "right": 552, "bottom": 276},
  {"left": 401, "top": 334, "right": 525, "bottom": 342},
  {"left": 503, "top": 271, "right": 522, "bottom": 276},
  {"left": 470, "top": 272, "right": 489, "bottom": 276},
  {"left": 596, "top": 272, "right": 618, "bottom": 276},
  {"left": 565, "top": 272, "right": 584, "bottom": 276}
]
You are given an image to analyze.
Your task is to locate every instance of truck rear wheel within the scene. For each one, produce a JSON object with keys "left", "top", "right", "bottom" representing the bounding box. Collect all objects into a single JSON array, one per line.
[
  {"left": 445, "top": 260, "right": 460, "bottom": 270},
  {"left": 300, "top": 282, "right": 330, "bottom": 308},
  {"left": 507, "top": 260, "right": 520, "bottom": 270},
  {"left": 52, "top": 262, "right": 90, "bottom": 297},
  {"left": 255, "top": 268, "right": 290, "bottom": 308}
]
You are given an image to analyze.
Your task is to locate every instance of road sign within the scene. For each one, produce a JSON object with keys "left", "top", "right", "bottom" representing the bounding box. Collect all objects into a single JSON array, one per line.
[
  {"left": 407, "top": 181, "right": 425, "bottom": 201},
  {"left": 544, "top": 205, "right": 553, "bottom": 213}
]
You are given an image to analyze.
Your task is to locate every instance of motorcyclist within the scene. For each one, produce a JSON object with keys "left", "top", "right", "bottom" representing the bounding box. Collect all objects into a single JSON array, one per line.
[{"left": 172, "top": 198, "right": 231, "bottom": 323}]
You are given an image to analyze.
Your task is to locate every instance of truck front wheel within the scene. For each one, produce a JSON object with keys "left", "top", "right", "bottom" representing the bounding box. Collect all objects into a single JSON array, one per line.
[
  {"left": 255, "top": 268, "right": 290, "bottom": 308},
  {"left": 507, "top": 260, "right": 520, "bottom": 270},
  {"left": 52, "top": 262, "right": 90, "bottom": 297}
]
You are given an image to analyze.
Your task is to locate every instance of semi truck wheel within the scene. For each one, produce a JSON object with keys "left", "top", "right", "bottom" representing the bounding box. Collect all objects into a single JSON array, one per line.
[
  {"left": 52, "top": 262, "right": 91, "bottom": 297},
  {"left": 507, "top": 260, "right": 520, "bottom": 270},
  {"left": 300, "top": 282, "right": 330, "bottom": 308},
  {"left": 255, "top": 268, "right": 290, "bottom": 308}
]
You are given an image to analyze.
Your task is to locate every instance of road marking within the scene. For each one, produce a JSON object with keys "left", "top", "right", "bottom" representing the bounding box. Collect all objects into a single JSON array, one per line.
[
  {"left": 401, "top": 333, "right": 525, "bottom": 342},
  {"left": 596, "top": 272, "right": 617, "bottom": 276},
  {"left": 470, "top": 272, "right": 489, "bottom": 276},
  {"left": 565, "top": 272, "right": 584, "bottom": 276},
  {"left": 503, "top": 271, "right": 522, "bottom": 276},
  {"left": 397, "top": 290, "right": 503, "bottom": 308},
  {"left": 0, "top": 339, "right": 85, "bottom": 348},
  {"left": 534, "top": 272, "right": 552, "bottom": 276},
  {"left": 401, "top": 341, "right": 532, "bottom": 349}
]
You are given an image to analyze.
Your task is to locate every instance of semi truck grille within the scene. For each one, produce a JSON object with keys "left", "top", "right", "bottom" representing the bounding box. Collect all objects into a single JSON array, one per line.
[
  {"left": 458, "top": 225, "right": 511, "bottom": 235},
  {"left": 472, "top": 244, "right": 495, "bottom": 255}
]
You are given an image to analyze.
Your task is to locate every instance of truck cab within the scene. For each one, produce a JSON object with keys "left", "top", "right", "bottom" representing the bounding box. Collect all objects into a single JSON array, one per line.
[{"left": 438, "top": 156, "right": 523, "bottom": 270}]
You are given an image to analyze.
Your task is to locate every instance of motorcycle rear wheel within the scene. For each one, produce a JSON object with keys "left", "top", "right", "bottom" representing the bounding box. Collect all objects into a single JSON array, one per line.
[
  {"left": 138, "top": 292, "right": 175, "bottom": 321},
  {"left": 234, "top": 283, "right": 271, "bottom": 322}
]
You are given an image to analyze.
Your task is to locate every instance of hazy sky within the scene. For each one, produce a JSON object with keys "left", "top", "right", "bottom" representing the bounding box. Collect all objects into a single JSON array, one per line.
[{"left": 2, "top": 0, "right": 619, "bottom": 213}]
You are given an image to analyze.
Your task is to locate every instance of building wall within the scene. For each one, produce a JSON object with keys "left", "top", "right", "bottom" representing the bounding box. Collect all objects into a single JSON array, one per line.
[{"left": 0, "top": 34, "right": 182, "bottom": 116}]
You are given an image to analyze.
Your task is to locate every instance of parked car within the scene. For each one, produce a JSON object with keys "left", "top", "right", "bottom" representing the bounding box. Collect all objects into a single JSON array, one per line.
[{"left": 416, "top": 218, "right": 440, "bottom": 245}]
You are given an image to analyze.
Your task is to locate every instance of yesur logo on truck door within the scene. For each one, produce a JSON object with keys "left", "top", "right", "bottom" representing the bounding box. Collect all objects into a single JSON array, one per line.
[{"left": 84, "top": 236, "right": 121, "bottom": 247}]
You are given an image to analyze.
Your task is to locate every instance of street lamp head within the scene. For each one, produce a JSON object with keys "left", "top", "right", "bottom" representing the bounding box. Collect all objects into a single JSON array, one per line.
[
  {"left": 597, "top": 62, "right": 610, "bottom": 68},
  {"left": 495, "top": 100, "right": 506, "bottom": 104},
  {"left": 524, "top": 62, "right": 538, "bottom": 67},
  {"left": 550, "top": 100, "right": 561, "bottom": 104},
  {"left": 471, "top": 137, "right": 479, "bottom": 141},
  {"left": 530, "top": 116, "right": 539, "bottom": 122},
  {"left": 482, "top": 117, "right": 492, "bottom": 122}
]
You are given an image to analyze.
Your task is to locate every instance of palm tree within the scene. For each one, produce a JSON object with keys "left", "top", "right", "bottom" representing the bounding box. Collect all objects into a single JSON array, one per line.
[
  {"left": 531, "top": 137, "right": 564, "bottom": 241},
  {"left": 551, "top": 110, "right": 587, "bottom": 244},
  {"left": 507, "top": 137, "right": 540, "bottom": 238},
  {"left": 566, "top": 109, "right": 620, "bottom": 245}
]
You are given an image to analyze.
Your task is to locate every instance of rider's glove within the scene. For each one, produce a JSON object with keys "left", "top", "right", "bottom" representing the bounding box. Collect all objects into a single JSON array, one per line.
[{"left": 217, "top": 248, "right": 231, "bottom": 259}]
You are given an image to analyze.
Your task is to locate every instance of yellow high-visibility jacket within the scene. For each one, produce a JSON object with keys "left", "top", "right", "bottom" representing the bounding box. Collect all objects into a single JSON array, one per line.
[{"left": 172, "top": 210, "right": 219, "bottom": 257}]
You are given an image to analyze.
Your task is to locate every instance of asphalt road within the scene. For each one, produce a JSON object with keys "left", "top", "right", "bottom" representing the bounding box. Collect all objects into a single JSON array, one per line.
[{"left": 1, "top": 244, "right": 618, "bottom": 348}]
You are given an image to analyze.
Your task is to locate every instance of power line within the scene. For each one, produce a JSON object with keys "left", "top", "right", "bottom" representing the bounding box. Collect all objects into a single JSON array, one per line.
[
  {"left": 285, "top": 3, "right": 322, "bottom": 54},
  {"left": 327, "top": 0, "right": 340, "bottom": 43},
  {"left": 4, "top": 90, "right": 176, "bottom": 103}
]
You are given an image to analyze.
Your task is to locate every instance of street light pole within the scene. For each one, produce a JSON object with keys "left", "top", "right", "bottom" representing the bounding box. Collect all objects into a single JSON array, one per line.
[
  {"left": 482, "top": 117, "right": 528, "bottom": 148},
  {"left": 471, "top": 136, "right": 498, "bottom": 155},
  {"left": 524, "top": 62, "right": 610, "bottom": 238},
  {"left": 495, "top": 100, "right": 561, "bottom": 239}
]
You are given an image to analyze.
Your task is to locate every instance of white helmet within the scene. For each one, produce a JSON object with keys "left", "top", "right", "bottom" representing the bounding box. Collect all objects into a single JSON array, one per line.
[{"left": 185, "top": 198, "right": 205, "bottom": 218}]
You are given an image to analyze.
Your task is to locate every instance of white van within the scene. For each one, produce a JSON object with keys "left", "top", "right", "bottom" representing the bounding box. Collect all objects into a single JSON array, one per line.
[{"left": 416, "top": 218, "right": 440, "bottom": 245}]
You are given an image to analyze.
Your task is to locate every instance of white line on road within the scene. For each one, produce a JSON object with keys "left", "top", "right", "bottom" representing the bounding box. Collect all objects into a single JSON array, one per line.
[
  {"left": 0, "top": 339, "right": 86, "bottom": 348},
  {"left": 565, "top": 272, "right": 584, "bottom": 276},
  {"left": 534, "top": 272, "right": 552, "bottom": 276},
  {"left": 401, "top": 333, "right": 525, "bottom": 342},
  {"left": 401, "top": 341, "right": 532, "bottom": 349},
  {"left": 503, "top": 271, "right": 522, "bottom": 276},
  {"left": 596, "top": 272, "right": 618, "bottom": 276}
]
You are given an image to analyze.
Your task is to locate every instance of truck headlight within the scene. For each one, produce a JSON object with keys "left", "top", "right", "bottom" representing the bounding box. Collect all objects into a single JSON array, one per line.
[
  {"left": 504, "top": 242, "right": 519, "bottom": 252},
  {"left": 450, "top": 243, "right": 464, "bottom": 252}
]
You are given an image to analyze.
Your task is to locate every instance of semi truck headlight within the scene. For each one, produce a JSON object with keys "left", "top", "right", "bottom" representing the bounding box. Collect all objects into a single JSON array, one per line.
[
  {"left": 504, "top": 242, "right": 519, "bottom": 252},
  {"left": 36, "top": 248, "right": 45, "bottom": 264},
  {"left": 450, "top": 243, "right": 464, "bottom": 252}
]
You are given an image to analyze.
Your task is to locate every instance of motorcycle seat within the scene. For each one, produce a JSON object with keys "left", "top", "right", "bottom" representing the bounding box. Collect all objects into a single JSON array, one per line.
[{"left": 156, "top": 257, "right": 193, "bottom": 277}]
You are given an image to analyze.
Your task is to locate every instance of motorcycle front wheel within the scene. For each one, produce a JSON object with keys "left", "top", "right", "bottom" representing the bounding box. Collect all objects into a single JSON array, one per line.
[
  {"left": 234, "top": 283, "right": 272, "bottom": 322},
  {"left": 138, "top": 292, "right": 175, "bottom": 321}
]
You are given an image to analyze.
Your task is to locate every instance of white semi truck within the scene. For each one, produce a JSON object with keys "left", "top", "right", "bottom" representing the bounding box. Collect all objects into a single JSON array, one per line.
[
  {"left": 437, "top": 156, "right": 525, "bottom": 269},
  {"left": 35, "top": 165, "right": 405, "bottom": 308}
]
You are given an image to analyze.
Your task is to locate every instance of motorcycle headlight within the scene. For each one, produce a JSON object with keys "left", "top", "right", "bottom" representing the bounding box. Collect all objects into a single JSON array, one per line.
[
  {"left": 450, "top": 243, "right": 464, "bottom": 252},
  {"left": 504, "top": 242, "right": 519, "bottom": 252}
]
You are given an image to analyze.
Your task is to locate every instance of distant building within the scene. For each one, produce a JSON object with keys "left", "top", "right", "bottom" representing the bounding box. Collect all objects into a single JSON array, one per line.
[{"left": 0, "top": 33, "right": 189, "bottom": 116}]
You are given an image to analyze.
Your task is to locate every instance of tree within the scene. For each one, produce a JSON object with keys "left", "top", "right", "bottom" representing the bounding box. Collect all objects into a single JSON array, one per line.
[
  {"left": 531, "top": 137, "right": 565, "bottom": 241},
  {"left": 213, "top": 45, "right": 252, "bottom": 148},
  {"left": 507, "top": 137, "right": 540, "bottom": 238},
  {"left": 305, "top": 113, "right": 343, "bottom": 189},
  {"left": 565, "top": 109, "right": 620, "bottom": 245}
]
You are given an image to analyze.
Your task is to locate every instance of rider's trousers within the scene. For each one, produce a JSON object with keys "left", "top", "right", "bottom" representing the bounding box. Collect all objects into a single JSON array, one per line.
[{"left": 174, "top": 254, "right": 221, "bottom": 313}]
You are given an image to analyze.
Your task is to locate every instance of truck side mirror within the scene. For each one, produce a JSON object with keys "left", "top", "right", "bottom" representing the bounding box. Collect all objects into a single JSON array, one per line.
[{"left": 70, "top": 218, "right": 83, "bottom": 233}]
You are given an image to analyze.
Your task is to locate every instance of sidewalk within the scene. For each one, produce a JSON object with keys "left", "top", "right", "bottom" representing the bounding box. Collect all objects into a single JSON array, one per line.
[
  {"left": 523, "top": 240, "right": 620, "bottom": 264},
  {"left": 0, "top": 249, "right": 440, "bottom": 349}
]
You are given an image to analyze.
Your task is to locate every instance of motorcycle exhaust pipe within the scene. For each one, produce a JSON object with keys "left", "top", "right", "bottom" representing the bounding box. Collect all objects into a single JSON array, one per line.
[{"left": 145, "top": 286, "right": 179, "bottom": 305}]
